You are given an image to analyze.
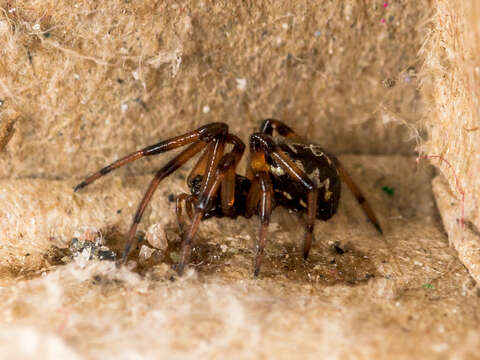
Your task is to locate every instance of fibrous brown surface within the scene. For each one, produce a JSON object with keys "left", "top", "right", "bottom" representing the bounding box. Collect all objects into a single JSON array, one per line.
[
  {"left": 1, "top": 1, "right": 480, "bottom": 359},
  {"left": 420, "top": 0, "right": 480, "bottom": 283},
  {"left": 0, "top": 0, "right": 424, "bottom": 180},
  {"left": 1, "top": 156, "right": 479, "bottom": 359}
]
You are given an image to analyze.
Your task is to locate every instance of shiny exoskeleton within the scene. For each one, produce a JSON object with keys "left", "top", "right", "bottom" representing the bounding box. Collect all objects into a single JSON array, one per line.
[
  {"left": 75, "top": 119, "right": 382, "bottom": 276},
  {"left": 189, "top": 143, "right": 341, "bottom": 221}
]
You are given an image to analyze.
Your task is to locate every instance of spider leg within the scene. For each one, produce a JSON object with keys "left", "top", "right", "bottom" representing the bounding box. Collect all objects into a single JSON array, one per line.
[
  {"left": 259, "top": 118, "right": 301, "bottom": 140},
  {"left": 187, "top": 133, "right": 245, "bottom": 218},
  {"left": 74, "top": 122, "right": 228, "bottom": 191},
  {"left": 123, "top": 136, "right": 227, "bottom": 263},
  {"left": 178, "top": 151, "right": 238, "bottom": 274},
  {"left": 245, "top": 119, "right": 300, "bottom": 180},
  {"left": 178, "top": 194, "right": 198, "bottom": 232},
  {"left": 188, "top": 133, "right": 244, "bottom": 186},
  {"left": 220, "top": 163, "right": 237, "bottom": 217},
  {"left": 253, "top": 172, "right": 273, "bottom": 277},
  {"left": 244, "top": 178, "right": 260, "bottom": 218},
  {"left": 335, "top": 161, "right": 383, "bottom": 234},
  {"left": 185, "top": 196, "right": 196, "bottom": 220},
  {"left": 220, "top": 134, "right": 245, "bottom": 217},
  {"left": 175, "top": 193, "right": 194, "bottom": 234},
  {"left": 122, "top": 141, "right": 207, "bottom": 262},
  {"left": 175, "top": 135, "right": 226, "bottom": 272},
  {"left": 250, "top": 133, "right": 319, "bottom": 261},
  {"left": 186, "top": 145, "right": 211, "bottom": 187}
]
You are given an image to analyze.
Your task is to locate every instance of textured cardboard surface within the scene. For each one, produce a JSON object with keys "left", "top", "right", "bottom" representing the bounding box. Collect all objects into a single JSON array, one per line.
[
  {"left": 420, "top": 0, "right": 480, "bottom": 285},
  {"left": 0, "top": 1, "right": 426, "bottom": 180},
  {"left": 432, "top": 176, "right": 480, "bottom": 283},
  {"left": 1, "top": 1, "right": 480, "bottom": 359},
  {"left": 0, "top": 156, "right": 479, "bottom": 359}
]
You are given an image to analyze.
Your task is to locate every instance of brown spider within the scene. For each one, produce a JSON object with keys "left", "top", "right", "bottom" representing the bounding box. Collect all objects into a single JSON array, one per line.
[{"left": 75, "top": 119, "right": 382, "bottom": 276}]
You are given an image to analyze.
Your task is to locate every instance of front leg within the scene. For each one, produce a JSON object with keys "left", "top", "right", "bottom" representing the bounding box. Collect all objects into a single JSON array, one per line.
[
  {"left": 248, "top": 143, "right": 275, "bottom": 276},
  {"left": 254, "top": 172, "right": 273, "bottom": 277},
  {"left": 178, "top": 151, "right": 238, "bottom": 274},
  {"left": 250, "top": 133, "right": 320, "bottom": 263}
]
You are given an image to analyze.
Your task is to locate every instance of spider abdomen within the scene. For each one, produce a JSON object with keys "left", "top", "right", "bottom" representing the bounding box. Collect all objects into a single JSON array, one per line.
[{"left": 268, "top": 142, "right": 341, "bottom": 220}]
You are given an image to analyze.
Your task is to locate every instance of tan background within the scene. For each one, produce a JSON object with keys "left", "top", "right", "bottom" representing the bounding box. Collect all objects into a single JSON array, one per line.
[{"left": 0, "top": 0, "right": 423, "bottom": 180}]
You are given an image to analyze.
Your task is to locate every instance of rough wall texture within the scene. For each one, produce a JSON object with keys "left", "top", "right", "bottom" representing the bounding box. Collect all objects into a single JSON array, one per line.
[
  {"left": 420, "top": 0, "right": 480, "bottom": 282},
  {"left": 2, "top": 1, "right": 480, "bottom": 359},
  {"left": 0, "top": 0, "right": 425, "bottom": 180}
]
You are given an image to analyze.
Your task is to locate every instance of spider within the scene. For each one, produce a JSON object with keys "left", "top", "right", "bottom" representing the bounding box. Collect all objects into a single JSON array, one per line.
[{"left": 74, "top": 119, "right": 382, "bottom": 276}]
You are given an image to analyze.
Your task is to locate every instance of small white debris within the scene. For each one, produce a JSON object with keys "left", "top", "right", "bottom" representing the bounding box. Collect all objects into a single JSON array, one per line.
[
  {"left": 236, "top": 78, "right": 247, "bottom": 91},
  {"left": 132, "top": 71, "right": 140, "bottom": 80},
  {"left": 282, "top": 23, "right": 288, "bottom": 29},
  {"left": 73, "top": 73, "right": 80, "bottom": 80},
  {"left": 139, "top": 245, "right": 155, "bottom": 260},
  {"left": 146, "top": 223, "right": 168, "bottom": 251},
  {"left": 8, "top": 8, "right": 16, "bottom": 13},
  {"left": 432, "top": 343, "right": 449, "bottom": 352},
  {"left": 32, "top": 23, "right": 41, "bottom": 31},
  {"left": 121, "top": 103, "right": 128, "bottom": 113},
  {"left": 220, "top": 244, "right": 228, "bottom": 253},
  {"left": 202, "top": 105, "right": 210, "bottom": 113},
  {"left": 382, "top": 113, "right": 393, "bottom": 124},
  {"left": 0, "top": 21, "right": 9, "bottom": 35}
]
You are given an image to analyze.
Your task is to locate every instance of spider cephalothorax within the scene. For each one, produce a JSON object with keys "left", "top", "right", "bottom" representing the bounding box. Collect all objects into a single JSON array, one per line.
[{"left": 75, "top": 119, "right": 382, "bottom": 276}]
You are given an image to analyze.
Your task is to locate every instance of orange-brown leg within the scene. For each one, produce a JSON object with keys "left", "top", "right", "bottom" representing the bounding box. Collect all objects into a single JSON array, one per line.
[
  {"left": 176, "top": 136, "right": 226, "bottom": 272},
  {"left": 253, "top": 172, "right": 273, "bottom": 277},
  {"left": 74, "top": 122, "right": 228, "bottom": 191},
  {"left": 250, "top": 132, "right": 320, "bottom": 262},
  {"left": 245, "top": 179, "right": 260, "bottom": 218},
  {"left": 177, "top": 134, "right": 244, "bottom": 272},
  {"left": 175, "top": 193, "right": 198, "bottom": 233},
  {"left": 178, "top": 152, "right": 238, "bottom": 273},
  {"left": 186, "top": 146, "right": 211, "bottom": 187},
  {"left": 175, "top": 193, "right": 189, "bottom": 233},
  {"left": 220, "top": 134, "right": 245, "bottom": 217},
  {"left": 335, "top": 161, "right": 383, "bottom": 234},
  {"left": 247, "top": 143, "right": 274, "bottom": 276},
  {"left": 303, "top": 188, "right": 318, "bottom": 259},
  {"left": 259, "top": 118, "right": 300, "bottom": 140},
  {"left": 122, "top": 141, "right": 207, "bottom": 262}
]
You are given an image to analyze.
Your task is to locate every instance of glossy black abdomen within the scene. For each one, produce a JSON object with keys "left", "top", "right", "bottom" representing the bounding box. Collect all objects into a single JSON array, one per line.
[
  {"left": 267, "top": 142, "right": 341, "bottom": 220},
  {"left": 189, "top": 141, "right": 341, "bottom": 221}
]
